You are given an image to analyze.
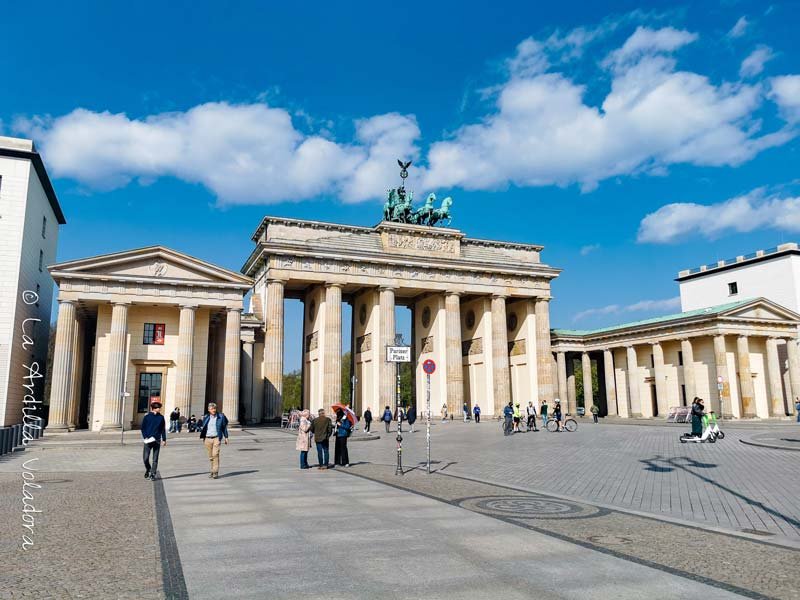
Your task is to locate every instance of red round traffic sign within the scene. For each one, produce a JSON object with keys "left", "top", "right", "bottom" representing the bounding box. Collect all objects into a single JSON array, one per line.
[{"left": 423, "top": 359, "right": 436, "bottom": 374}]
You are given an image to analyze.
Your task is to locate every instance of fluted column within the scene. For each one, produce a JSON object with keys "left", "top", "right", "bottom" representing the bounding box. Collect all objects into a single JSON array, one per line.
[
  {"left": 764, "top": 337, "right": 783, "bottom": 417},
  {"left": 103, "top": 302, "right": 129, "bottom": 429},
  {"left": 534, "top": 298, "right": 554, "bottom": 404},
  {"left": 223, "top": 308, "right": 242, "bottom": 425},
  {"left": 68, "top": 313, "right": 83, "bottom": 430},
  {"left": 737, "top": 335, "right": 755, "bottom": 416},
  {"left": 651, "top": 342, "right": 667, "bottom": 418},
  {"left": 491, "top": 295, "right": 511, "bottom": 414},
  {"left": 556, "top": 351, "right": 568, "bottom": 404},
  {"left": 378, "top": 287, "right": 396, "bottom": 409},
  {"left": 263, "top": 279, "right": 285, "bottom": 421},
  {"left": 787, "top": 339, "right": 800, "bottom": 415},
  {"left": 174, "top": 305, "right": 197, "bottom": 416},
  {"left": 713, "top": 335, "right": 735, "bottom": 417},
  {"left": 566, "top": 356, "right": 577, "bottom": 415},
  {"left": 48, "top": 300, "right": 77, "bottom": 431},
  {"left": 581, "top": 352, "right": 593, "bottom": 412},
  {"left": 623, "top": 345, "right": 637, "bottom": 418},
  {"left": 445, "top": 292, "right": 464, "bottom": 416},
  {"left": 603, "top": 349, "right": 617, "bottom": 415},
  {"left": 680, "top": 338, "right": 696, "bottom": 404},
  {"left": 323, "top": 283, "right": 343, "bottom": 406},
  {"left": 241, "top": 336, "right": 254, "bottom": 423}
]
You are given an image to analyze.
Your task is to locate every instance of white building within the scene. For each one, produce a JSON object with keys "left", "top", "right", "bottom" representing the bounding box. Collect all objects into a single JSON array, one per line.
[
  {"left": 0, "top": 136, "right": 65, "bottom": 426},
  {"left": 678, "top": 243, "right": 800, "bottom": 313}
]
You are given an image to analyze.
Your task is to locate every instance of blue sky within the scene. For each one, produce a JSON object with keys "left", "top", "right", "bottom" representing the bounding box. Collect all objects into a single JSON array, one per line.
[{"left": 3, "top": 1, "right": 800, "bottom": 371}]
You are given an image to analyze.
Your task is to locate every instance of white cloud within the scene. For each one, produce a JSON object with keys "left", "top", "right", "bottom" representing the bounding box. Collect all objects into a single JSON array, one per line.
[
  {"left": 637, "top": 187, "right": 800, "bottom": 243},
  {"left": 580, "top": 244, "right": 600, "bottom": 255},
  {"left": 573, "top": 296, "right": 681, "bottom": 322},
  {"left": 424, "top": 26, "right": 790, "bottom": 193},
  {"left": 727, "top": 16, "right": 750, "bottom": 39},
  {"left": 740, "top": 45, "right": 774, "bottom": 77},
  {"left": 769, "top": 75, "right": 800, "bottom": 122},
  {"left": 14, "top": 103, "right": 420, "bottom": 205}
]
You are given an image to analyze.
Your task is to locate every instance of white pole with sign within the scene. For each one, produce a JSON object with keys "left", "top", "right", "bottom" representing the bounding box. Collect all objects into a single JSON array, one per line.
[
  {"left": 387, "top": 338, "right": 411, "bottom": 475},
  {"left": 423, "top": 359, "right": 436, "bottom": 474}
]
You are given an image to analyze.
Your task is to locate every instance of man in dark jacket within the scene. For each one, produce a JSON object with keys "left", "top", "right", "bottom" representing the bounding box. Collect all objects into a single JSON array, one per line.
[
  {"left": 199, "top": 403, "right": 229, "bottom": 479},
  {"left": 334, "top": 409, "right": 352, "bottom": 467},
  {"left": 690, "top": 397, "right": 705, "bottom": 437},
  {"left": 311, "top": 408, "right": 333, "bottom": 469},
  {"left": 407, "top": 405, "right": 417, "bottom": 433},
  {"left": 363, "top": 407, "right": 373, "bottom": 433},
  {"left": 141, "top": 402, "right": 167, "bottom": 480}
]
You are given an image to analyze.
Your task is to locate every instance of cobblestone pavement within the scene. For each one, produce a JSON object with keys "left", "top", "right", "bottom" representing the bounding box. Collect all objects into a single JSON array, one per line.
[
  {"left": 344, "top": 463, "right": 800, "bottom": 600},
  {"left": 0, "top": 466, "right": 162, "bottom": 599},
  {"left": 345, "top": 420, "right": 800, "bottom": 544}
]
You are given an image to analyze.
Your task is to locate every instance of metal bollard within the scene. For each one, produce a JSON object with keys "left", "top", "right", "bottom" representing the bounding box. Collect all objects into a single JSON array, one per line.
[
  {"left": 0, "top": 428, "right": 7, "bottom": 456},
  {"left": 14, "top": 424, "right": 22, "bottom": 449},
  {"left": 2, "top": 427, "right": 10, "bottom": 455}
]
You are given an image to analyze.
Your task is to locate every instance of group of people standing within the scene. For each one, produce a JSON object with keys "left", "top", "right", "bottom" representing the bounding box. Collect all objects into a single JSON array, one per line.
[
  {"left": 141, "top": 401, "right": 231, "bottom": 480},
  {"left": 360, "top": 405, "right": 418, "bottom": 433},
  {"left": 296, "top": 407, "right": 352, "bottom": 469}
]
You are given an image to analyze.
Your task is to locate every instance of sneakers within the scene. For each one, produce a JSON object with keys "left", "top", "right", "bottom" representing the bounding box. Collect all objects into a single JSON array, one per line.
[
  {"left": 208, "top": 473, "right": 214, "bottom": 478},
  {"left": 148, "top": 473, "right": 156, "bottom": 481},
  {"left": 211, "top": 473, "right": 218, "bottom": 479},
  {"left": 144, "top": 470, "right": 150, "bottom": 479}
]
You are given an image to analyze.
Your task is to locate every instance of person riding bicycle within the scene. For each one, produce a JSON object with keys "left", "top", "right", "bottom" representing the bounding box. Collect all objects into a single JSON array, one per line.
[
  {"left": 503, "top": 402, "right": 514, "bottom": 436},
  {"left": 526, "top": 401, "right": 538, "bottom": 431},
  {"left": 512, "top": 403, "right": 522, "bottom": 432},
  {"left": 553, "top": 402, "right": 563, "bottom": 431}
]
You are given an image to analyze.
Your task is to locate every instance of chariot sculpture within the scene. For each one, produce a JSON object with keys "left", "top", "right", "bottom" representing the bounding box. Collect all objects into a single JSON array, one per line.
[{"left": 382, "top": 159, "right": 453, "bottom": 227}]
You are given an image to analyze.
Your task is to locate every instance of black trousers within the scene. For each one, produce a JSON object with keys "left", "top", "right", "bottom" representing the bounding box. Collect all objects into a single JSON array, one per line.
[
  {"left": 527, "top": 415, "right": 536, "bottom": 429},
  {"left": 334, "top": 436, "right": 349, "bottom": 465},
  {"left": 364, "top": 419, "right": 371, "bottom": 433},
  {"left": 475, "top": 414, "right": 480, "bottom": 423},
  {"left": 143, "top": 442, "right": 160, "bottom": 474},
  {"left": 384, "top": 420, "right": 390, "bottom": 433}
]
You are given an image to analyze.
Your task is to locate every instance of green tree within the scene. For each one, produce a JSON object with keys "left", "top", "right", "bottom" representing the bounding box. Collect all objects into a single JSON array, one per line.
[
  {"left": 282, "top": 370, "right": 302, "bottom": 411},
  {"left": 341, "top": 351, "right": 352, "bottom": 405},
  {"left": 574, "top": 358, "right": 599, "bottom": 409}
]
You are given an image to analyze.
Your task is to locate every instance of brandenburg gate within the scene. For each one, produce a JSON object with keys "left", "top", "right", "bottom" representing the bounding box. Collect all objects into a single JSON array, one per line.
[{"left": 242, "top": 205, "right": 561, "bottom": 420}]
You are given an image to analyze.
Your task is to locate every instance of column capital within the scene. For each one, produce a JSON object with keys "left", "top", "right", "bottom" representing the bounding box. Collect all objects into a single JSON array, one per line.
[
  {"left": 227, "top": 307, "right": 243, "bottom": 314},
  {"left": 266, "top": 277, "right": 287, "bottom": 285},
  {"left": 491, "top": 293, "right": 508, "bottom": 301},
  {"left": 111, "top": 301, "right": 131, "bottom": 307},
  {"left": 325, "top": 281, "right": 344, "bottom": 289},
  {"left": 534, "top": 296, "right": 552, "bottom": 303},
  {"left": 58, "top": 298, "right": 75, "bottom": 306},
  {"left": 179, "top": 303, "right": 199, "bottom": 311},
  {"left": 445, "top": 290, "right": 461, "bottom": 298},
  {"left": 737, "top": 333, "right": 750, "bottom": 340},
  {"left": 378, "top": 285, "right": 397, "bottom": 292}
]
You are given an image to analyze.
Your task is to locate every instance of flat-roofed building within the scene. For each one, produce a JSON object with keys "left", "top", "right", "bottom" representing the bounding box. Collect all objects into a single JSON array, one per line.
[{"left": 0, "top": 136, "right": 65, "bottom": 426}]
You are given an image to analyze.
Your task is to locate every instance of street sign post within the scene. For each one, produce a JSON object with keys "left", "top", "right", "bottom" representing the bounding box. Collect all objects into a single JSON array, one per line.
[
  {"left": 422, "top": 359, "right": 436, "bottom": 473},
  {"left": 388, "top": 338, "right": 411, "bottom": 476}
]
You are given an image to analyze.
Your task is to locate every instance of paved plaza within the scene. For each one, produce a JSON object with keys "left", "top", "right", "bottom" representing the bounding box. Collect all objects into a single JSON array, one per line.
[{"left": 1, "top": 420, "right": 799, "bottom": 599}]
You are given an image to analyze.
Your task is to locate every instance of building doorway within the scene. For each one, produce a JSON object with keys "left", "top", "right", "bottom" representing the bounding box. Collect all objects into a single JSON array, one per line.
[{"left": 136, "top": 370, "right": 164, "bottom": 427}]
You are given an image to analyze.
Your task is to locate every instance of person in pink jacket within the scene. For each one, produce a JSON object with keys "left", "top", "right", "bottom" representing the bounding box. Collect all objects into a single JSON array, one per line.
[{"left": 296, "top": 409, "right": 312, "bottom": 469}]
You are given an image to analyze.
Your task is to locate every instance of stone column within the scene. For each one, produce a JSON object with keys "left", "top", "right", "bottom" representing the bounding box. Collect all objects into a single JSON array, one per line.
[
  {"left": 603, "top": 349, "right": 617, "bottom": 416},
  {"left": 566, "top": 356, "right": 577, "bottom": 415},
  {"left": 765, "top": 337, "right": 785, "bottom": 417},
  {"left": 737, "top": 335, "right": 755, "bottom": 416},
  {"left": 47, "top": 300, "right": 77, "bottom": 431},
  {"left": 713, "top": 335, "right": 734, "bottom": 417},
  {"left": 787, "top": 339, "right": 800, "bottom": 414},
  {"left": 651, "top": 342, "right": 667, "bottom": 418},
  {"left": 103, "top": 302, "right": 129, "bottom": 429},
  {"left": 223, "top": 308, "right": 242, "bottom": 426},
  {"left": 240, "top": 335, "right": 254, "bottom": 424},
  {"left": 581, "top": 352, "right": 593, "bottom": 412},
  {"left": 680, "top": 338, "right": 696, "bottom": 404},
  {"left": 263, "top": 279, "right": 285, "bottom": 421},
  {"left": 491, "top": 295, "right": 511, "bottom": 414},
  {"left": 379, "top": 287, "right": 396, "bottom": 409},
  {"left": 556, "top": 351, "right": 568, "bottom": 405},
  {"left": 623, "top": 345, "right": 637, "bottom": 418},
  {"left": 68, "top": 313, "right": 83, "bottom": 430},
  {"left": 174, "top": 305, "right": 197, "bottom": 416},
  {"left": 445, "top": 292, "right": 464, "bottom": 416},
  {"left": 323, "top": 283, "right": 343, "bottom": 406},
  {"left": 534, "top": 298, "right": 554, "bottom": 404}
]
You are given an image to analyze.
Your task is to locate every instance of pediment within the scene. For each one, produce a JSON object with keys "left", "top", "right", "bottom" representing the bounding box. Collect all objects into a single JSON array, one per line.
[
  {"left": 720, "top": 298, "right": 800, "bottom": 323},
  {"left": 50, "top": 246, "right": 252, "bottom": 287}
]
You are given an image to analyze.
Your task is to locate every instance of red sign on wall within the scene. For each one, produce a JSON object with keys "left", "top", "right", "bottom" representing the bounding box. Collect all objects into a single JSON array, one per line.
[{"left": 153, "top": 323, "right": 165, "bottom": 345}]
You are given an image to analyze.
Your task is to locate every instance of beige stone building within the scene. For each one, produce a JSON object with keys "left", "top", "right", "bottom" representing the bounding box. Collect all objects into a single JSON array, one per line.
[
  {"left": 551, "top": 298, "right": 800, "bottom": 419},
  {"left": 47, "top": 247, "right": 252, "bottom": 431},
  {"left": 242, "top": 217, "right": 560, "bottom": 419}
]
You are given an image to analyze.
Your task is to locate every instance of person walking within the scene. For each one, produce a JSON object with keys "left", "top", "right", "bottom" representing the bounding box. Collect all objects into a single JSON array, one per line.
[
  {"left": 463, "top": 402, "right": 469, "bottom": 422},
  {"left": 441, "top": 403, "right": 448, "bottom": 423},
  {"left": 590, "top": 404, "right": 600, "bottom": 424},
  {"left": 407, "top": 404, "right": 417, "bottom": 432},
  {"left": 473, "top": 404, "right": 481, "bottom": 423},
  {"left": 141, "top": 401, "right": 167, "bottom": 480},
  {"left": 795, "top": 397, "right": 800, "bottom": 423},
  {"left": 503, "top": 402, "right": 514, "bottom": 435},
  {"left": 541, "top": 399, "right": 549, "bottom": 428},
  {"left": 312, "top": 408, "right": 333, "bottom": 469},
  {"left": 334, "top": 409, "right": 352, "bottom": 467},
  {"left": 296, "top": 409, "right": 312, "bottom": 469},
  {"left": 382, "top": 406, "right": 392, "bottom": 433},
  {"left": 363, "top": 407, "right": 373, "bottom": 433},
  {"left": 168, "top": 407, "right": 179, "bottom": 433},
  {"left": 199, "top": 403, "right": 229, "bottom": 479},
  {"left": 526, "top": 401, "right": 538, "bottom": 431}
]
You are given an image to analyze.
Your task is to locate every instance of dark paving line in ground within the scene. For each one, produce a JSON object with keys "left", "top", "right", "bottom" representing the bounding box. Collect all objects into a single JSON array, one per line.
[
  {"left": 340, "top": 464, "right": 800, "bottom": 600},
  {"left": 154, "top": 479, "right": 188, "bottom": 600}
]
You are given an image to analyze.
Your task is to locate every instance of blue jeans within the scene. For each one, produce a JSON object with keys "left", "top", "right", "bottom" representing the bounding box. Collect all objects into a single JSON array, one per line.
[
  {"left": 796, "top": 411, "right": 800, "bottom": 423},
  {"left": 300, "top": 451, "right": 309, "bottom": 469},
  {"left": 316, "top": 441, "right": 329, "bottom": 466}
]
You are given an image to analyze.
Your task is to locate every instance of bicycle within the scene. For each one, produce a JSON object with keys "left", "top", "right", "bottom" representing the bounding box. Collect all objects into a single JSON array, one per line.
[
  {"left": 500, "top": 418, "right": 528, "bottom": 434},
  {"left": 546, "top": 417, "right": 577, "bottom": 432}
]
